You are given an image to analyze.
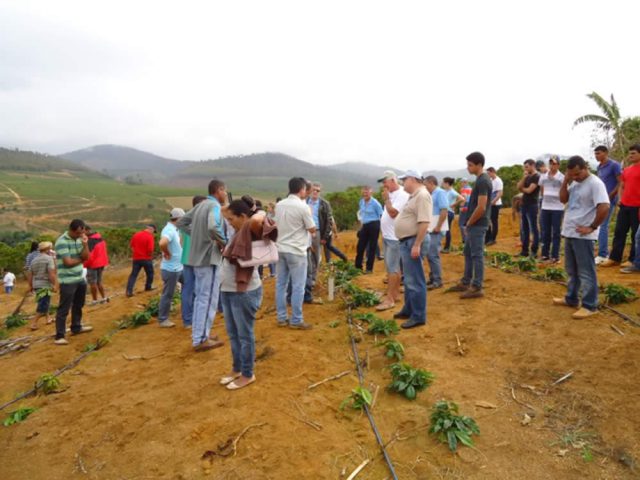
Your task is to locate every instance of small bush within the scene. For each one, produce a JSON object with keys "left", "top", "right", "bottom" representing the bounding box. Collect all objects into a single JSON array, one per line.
[
  {"left": 340, "top": 386, "right": 373, "bottom": 411},
  {"left": 3, "top": 407, "right": 37, "bottom": 427},
  {"left": 35, "top": 373, "right": 61, "bottom": 395},
  {"left": 603, "top": 283, "right": 638, "bottom": 305},
  {"left": 130, "top": 311, "right": 151, "bottom": 327},
  {"left": 368, "top": 318, "right": 400, "bottom": 337},
  {"left": 515, "top": 257, "right": 537, "bottom": 272},
  {"left": 344, "top": 283, "right": 380, "bottom": 307},
  {"left": 429, "top": 400, "right": 480, "bottom": 452},
  {"left": 145, "top": 297, "right": 160, "bottom": 317},
  {"left": 388, "top": 362, "right": 434, "bottom": 400},
  {"left": 378, "top": 339, "right": 405, "bottom": 361},
  {"left": 5, "top": 313, "right": 27, "bottom": 330}
]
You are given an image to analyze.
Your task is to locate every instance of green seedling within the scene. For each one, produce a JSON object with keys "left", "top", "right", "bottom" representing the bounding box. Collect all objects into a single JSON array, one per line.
[
  {"left": 130, "top": 311, "right": 151, "bottom": 327},
  {"left": 603, "top": 283, "right": 638, "bottom": 305},
  {"left": 340, "top": 386, "right": 373, "bottom": 411},
  {"left": 377, "top": 339, "right": 405, "bottom": 361},
  {"left": 35, "top": 373, "right": 61, "bottom": 395},
  {"left": 353, "top": 313, "right": 381, "bottom": 324},
  {"left": 4, "top": 407, "right": 37, "bottom": 427},
  {"left": 515, "top": 256, "right": 537, "bottom": 272},
  {"left": 4, "top": 313, "right": 27, "bottom": 330},
  {"left": 145, "top": 297, "right": 161, "bottom": 316},
  {"left": 344, "top": 283, "right": 380, "bottom": 307},
  {"left": 328, "top": 320, "right": 340, "bottom": 328},
  {"left": 429, "top": 400, "right": 480, "bottom": 452},
  {"left": 388, "top": 362, "right": 434, "bottom": 400},
  {"left": 368, "top": 318, "right": 400, "bottom": 337}
]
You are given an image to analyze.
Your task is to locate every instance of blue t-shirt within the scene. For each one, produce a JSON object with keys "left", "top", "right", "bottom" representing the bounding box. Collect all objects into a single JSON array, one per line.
[
  {"left": 307, "top": 198, "right": 320, "bottom": 228},
  {"left": 432, "top": 187, "right": 449, "bottom": 216},
  {"left": 597, "top": 159, "right": 621, "bottom": 201},
  {"left": 160, "top": 222, "right": 183, "bottom": 272},
  {"left": 446, "top": 189, "right": 460, "bottom": 212},
  {"left": 359, "top": 198, "right": 383, "bottom": 224}
]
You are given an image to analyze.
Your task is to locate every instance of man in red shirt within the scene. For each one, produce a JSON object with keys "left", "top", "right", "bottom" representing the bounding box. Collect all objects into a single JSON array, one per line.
[
  {"left": 126, "top": 224, "right": 157, "bottom": 297},
  {"left": 83, "top": 225, "right": 110, "bottom": 303},
  {"left": 602, "top": 145, "right": 640, "bottom": 267}
]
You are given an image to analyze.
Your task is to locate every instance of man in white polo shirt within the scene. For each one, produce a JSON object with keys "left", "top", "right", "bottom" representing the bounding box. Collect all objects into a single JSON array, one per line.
[
  {"left": 275, "top": 177, "right": 317, "bottom": 330},
  {"left": 376, "top": 170, "right": 410, "bottom": 311}
]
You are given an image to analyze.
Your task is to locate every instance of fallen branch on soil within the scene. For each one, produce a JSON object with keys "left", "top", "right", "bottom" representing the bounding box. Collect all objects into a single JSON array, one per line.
[
  {"left": 346, "top": 459, "right": 370, "bottom": 480},
  {"left": 371, "top": 384, "right": 380, "bottom": 410},
  {"left": 122, "top": 352, "right": 165, "bottom": 361},
  {"left": 75, "top": 452, "right": 88, "bottom": 474},
  {"left": 455, "top": 334, "right": 465, "bottom": 356},
  {"left": 601, "top": 305, "right": 640, "bottom": 328},
  {"left": 510, "top": 386, "right": 537, "bottom": 412},
  {"left": 288, "top": 399, "right": 323, "bottom": 431},
  {"left": 609, "top": 324, "right": 625, "bottom": 336},
  {"left": 552, "top": 372, "right": 574, "bottom": 386},
  {"left": 307, "top": 370, "right": 351, "bottom": 390},
  {"left": 202, "top": 422, "right": 268, "bottom": 459}
]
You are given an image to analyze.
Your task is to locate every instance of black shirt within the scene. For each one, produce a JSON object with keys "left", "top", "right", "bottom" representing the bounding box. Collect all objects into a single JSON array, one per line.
[
  {"left": 468, "top": 173, "right": 493, "bottom": 227},
  {"left": 522, "top": 173, "right": 540, "bottom": 205}
]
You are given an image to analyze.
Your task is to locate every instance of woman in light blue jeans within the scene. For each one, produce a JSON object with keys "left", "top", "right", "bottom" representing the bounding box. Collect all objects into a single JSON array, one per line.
[{"left": 219, "top": 197, "right": 269, "bottom": 390}]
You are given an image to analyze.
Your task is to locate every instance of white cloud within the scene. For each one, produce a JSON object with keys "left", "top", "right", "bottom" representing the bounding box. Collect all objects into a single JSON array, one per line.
[{"left": 0, "top": 0, "right": 638, "bottom": 169}]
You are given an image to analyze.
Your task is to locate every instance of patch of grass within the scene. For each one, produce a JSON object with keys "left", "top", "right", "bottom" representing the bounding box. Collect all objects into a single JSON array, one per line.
[
  {"left": 340, "top": 386, "right": 373, "bottom": 411},
  {"left": 388, "top": 362, "right": 434, "bottom": 400},
  {"left": 552, "top": 429, "right": 597, "bottom": 462},
  {"left": 3, "top": 407, "right": 37, "bottom": 426},
  {"left": 367, "top": 318, "right": 400, "bottom": 337},
  {"left": 377, "top": 339, "right": 405, "bottom": 361},
  {"left": 429, "top": 400, "right": 480, "bottom": 452},
  {"left": 35, "top": 373, "right": 60, "bottom": 395},
  {"left": 603, "top": 283, "right": 638, "bottom": 305}
]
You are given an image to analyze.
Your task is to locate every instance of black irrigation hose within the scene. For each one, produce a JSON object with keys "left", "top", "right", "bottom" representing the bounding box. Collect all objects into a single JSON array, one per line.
[{"left": 346, "top": 305, "right": 399, "bottom": 480}]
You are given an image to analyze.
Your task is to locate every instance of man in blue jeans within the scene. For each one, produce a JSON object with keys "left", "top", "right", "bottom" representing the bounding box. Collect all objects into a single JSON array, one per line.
[
  {"left": 447, "top": 152, "right": 492, "bottom": 299},
  {"left": 424, "top": 176, "right": 449, "bottom": 290},
  {"left": 392, "top": 170, "right": 432, "bottom": 329},
  {"left": 553, "top": 156, "right": 610, "bottom": 319},
  {"left": 517, "top": 159, "right": 541, "bottom": 257},
  {"left": 180, "top": 195, "right": 207, "bottom": 328},
  {"left": 594, "top": 146, "right": 621, "bottom": 264},
  {"left": 158, "top": 208, "right": 185, "bottom": 328},
  {"left": 275, "top": 177, "right": 316, "bottom": 330}
]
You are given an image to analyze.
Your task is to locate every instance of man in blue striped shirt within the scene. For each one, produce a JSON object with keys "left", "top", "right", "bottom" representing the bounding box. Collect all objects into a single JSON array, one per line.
[{"left": 53, "top": 219, "right": 93, "bottom": 345}]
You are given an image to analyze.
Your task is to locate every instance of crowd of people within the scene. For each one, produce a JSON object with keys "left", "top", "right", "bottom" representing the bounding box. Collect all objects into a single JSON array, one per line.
[{"left": 5, "top": 143, "right": 640, "bottom": 389}]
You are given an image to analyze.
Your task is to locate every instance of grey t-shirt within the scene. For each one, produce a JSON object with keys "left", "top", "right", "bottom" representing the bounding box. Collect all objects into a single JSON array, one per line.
[
  {"left": 30, "top": 254, "right": 55, "bottom": 289},
  {"left": 467, "top": 173, "right": 493, "bottom": 227},
  {"left": 220, "top": 258, "right": 262, "bottom": 293},
  {"left": 561, "top": 175, "right": 610, "bottom": 240}
]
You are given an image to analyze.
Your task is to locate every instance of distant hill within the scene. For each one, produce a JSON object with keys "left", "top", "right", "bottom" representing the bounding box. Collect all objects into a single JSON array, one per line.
[
  {"left": 61, "top": 144, "right": 186, "bottom": 183},
  {"left": 0, "top": 148, "right": 89, "bottom": 172},
  {"left": 330, "top": 162, "right": 399, "bottom": 180}
]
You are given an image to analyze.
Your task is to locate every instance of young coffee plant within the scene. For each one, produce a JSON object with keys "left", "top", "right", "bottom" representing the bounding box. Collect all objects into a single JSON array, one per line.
[
  {"left": 532, "top": 267, "right": 568, "bottom": 282},
  {"left": 377, "top": 339, "right": 405, "bottom": 361},
  {"left": 4, "top": 313, "right": 27, "bottom": 330},
  {"left": 490, "top": 252, "right": 513, "bottom": 267},
  {"left": 368, "top": 318, "right": 400, "bottom": 337},
  {"left": 388, "top": 362, "right": 434, "bottom": 400},
  {"left": 344, "top": 283, "right": 380, "bottom": 307},
  {"left": 515, "top": 256, "right": 537, "bottom": 272},
  {"left": 331, "top": 260, "right": 362, "bottom": 287},
  {"left": 429, "top": 400, "right": 480, "bottom": 452},
  {"left": 603, "top": 283, "right": 638, "bottom": 305},
  {"left": 3, "top": 407, "right": 37, "bottom": 427},
  {"left": 35, "top": 373, "right": 61, "bottom": 395},
  {"left": 145, "top": 296, "right": 161, "bottom": 316},
  {"left": 340, "top": 386, "right": 373, "bottom": 411},
  {"left": 35, "top": 288, "right": 53, "bottom": 301},
  {"left": 354, "top": 312, "right": 382, "bottom": 324},
  {"left": 130, "top": 311, "right": 152, "bottom": 327}
]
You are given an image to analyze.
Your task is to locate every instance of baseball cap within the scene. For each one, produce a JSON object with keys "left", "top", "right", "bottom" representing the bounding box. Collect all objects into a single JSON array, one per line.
[
  {"left": 398, "top": 169, "right": 423, "bottom": 181},
  {"left": 169, "top": 208, "right": 185, "bottom": 220},
  {"left": 377, "top": 170, "right": 398, "bottom": 182},
  {"left": 38, "top": 241, "right": 53, "bottom": 252}
]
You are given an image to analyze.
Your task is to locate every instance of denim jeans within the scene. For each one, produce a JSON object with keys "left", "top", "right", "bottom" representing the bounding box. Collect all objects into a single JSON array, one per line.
[
  {"left": 564, "top": 237, "right": 598, "bottom": 311},
  {"left": 221, "top": 287, "right": 263, "bottom": 378},
  {"left": 192, "top": 265, "right": 219, "bottom": 346},
  {"left": 461, "top": 225, "right": 488, "bottom": 289},
  {"left": 540, "top": 209, "right": 564, "bottom": 260},
  {"left": 598, "top": 203, "right": 616, "bottom": 258},
  {"left": 323, "top": 236, "right": 347, "bottom": 262},
  {"left": 459, "top": 211, "right": 468, "bottom": 243},
  {"left": 427, "top": 232, "right": 444, "bottom": 285},
  {"left": 126, "top": 259, "right": 154, "bottom": 295},
  {"left": 444, "top": 211, "right": 455, "bottom": 250},
  {"left": 159, "top": 269, "right": 181, "bottom": 323},
  {"left": 397, "top": 236, "right": 427, "bottom": 325},
  {"left": 55, "top": 282, "right": 87, "bottom": 339},
  {"left": 276, "top": 252, "right": 308, "bottom": 325},
  {"left": 597, "top": 202, "right": 616, "bottom": 258},
  {"left": 181, "top": 265, "right": 195, "bottom": 327},
  {"left": 609, "top": 205, "right": 639, "bottom": 263},
  {"left": 520, "top": 203, "right": 539, "bottom": 256}
]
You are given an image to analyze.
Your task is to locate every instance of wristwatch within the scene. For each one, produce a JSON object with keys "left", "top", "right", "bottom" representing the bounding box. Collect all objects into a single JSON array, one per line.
[{"left": 589, "top": 223, "right": 598, "bottom": 231}]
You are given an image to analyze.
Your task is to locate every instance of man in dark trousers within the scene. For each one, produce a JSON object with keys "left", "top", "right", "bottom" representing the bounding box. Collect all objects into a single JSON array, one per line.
[
  {"left": 126, "top": 224, "right": 156, "bottom": 297},
  {"left": 517, "top": 159, "right": 541, "bottom": 257},
  {"left": 355, "top": 186, "right": 383, "bottom": 273}
]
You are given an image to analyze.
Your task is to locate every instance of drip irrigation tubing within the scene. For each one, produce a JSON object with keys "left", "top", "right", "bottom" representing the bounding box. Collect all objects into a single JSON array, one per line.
[{"left": 346, "top": 305, "right": 399, "bottom": 480}]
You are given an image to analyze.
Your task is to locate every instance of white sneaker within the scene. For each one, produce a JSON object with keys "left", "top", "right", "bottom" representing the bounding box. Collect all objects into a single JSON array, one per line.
[{"left": 594, "top": 256, "right": 608, "bottom": 266}]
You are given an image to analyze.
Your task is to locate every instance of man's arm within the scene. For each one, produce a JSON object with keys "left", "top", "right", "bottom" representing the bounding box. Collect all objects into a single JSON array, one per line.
[
  {"left": 576, "top": 203, "right": 610, "bottom": 235},
  {"left": 491, "top": 190, "right": 503, "bottom": 206},
  {"left": 466, "top": 195, "right": 488, "bottom": 226},
  {"left": 411, "top": 222, "right": 429, "bottom": 259},
  {"left": 433, "top": 209, "right": 447, "bottom": 233},
  {"left": 382, "top": 189, "right": 400, "bottom": 218},
  {"left": 559, "top": 175, "right": 570, "bottom": 204},
  {"left": 207, "top": 204, "right": 226, "bottom": 245},
  {"left": 177, "top": 209, "right": 194, "bottom": 234},
  {"left": 26, "top": 270, "right": 33, "bottom": 292},
  {"left": 521, "top": 178, "right": 539, "bottom": 194},
  {"left": 159, "top": 236, "right": 171, "bottom": 260}
]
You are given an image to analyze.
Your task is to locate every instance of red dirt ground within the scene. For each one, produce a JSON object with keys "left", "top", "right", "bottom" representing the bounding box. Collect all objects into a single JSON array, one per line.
[{"left": 1, "top": 213, "right": 639, "bottom": 479}]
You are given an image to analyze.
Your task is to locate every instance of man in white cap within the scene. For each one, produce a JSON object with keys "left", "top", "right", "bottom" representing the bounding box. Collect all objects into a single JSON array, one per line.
[
  {"left": 158, "top": 207, "right": 186, "bottom": 328},
  {"left": 392, "top": 170, "right": 432, "bottom": 328},
  {"left": 376, "top": 170, "right": 409, "bottom": 311}
]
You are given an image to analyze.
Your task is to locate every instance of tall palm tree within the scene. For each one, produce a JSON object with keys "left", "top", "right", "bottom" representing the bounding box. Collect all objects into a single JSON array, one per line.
[{"left": 573, "top": 92, "right": 627, "bottom": 160}]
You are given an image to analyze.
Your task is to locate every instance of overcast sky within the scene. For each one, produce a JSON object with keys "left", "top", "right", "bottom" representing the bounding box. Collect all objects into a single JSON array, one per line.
[{"left": 1, "top": 0, "right": 638, "bottom": 171}]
